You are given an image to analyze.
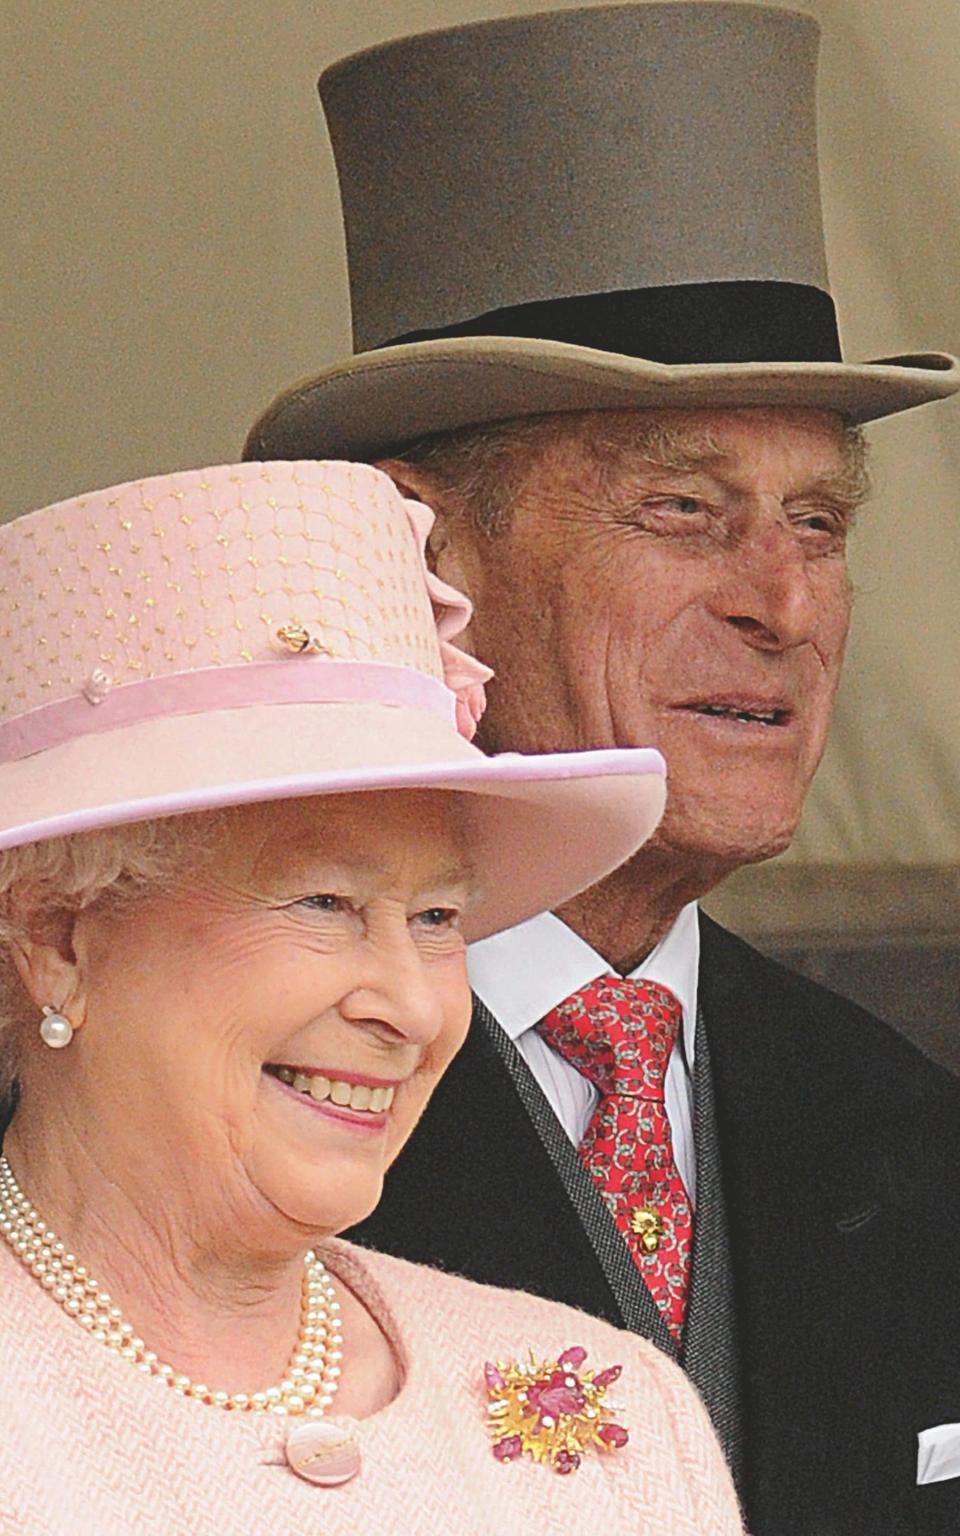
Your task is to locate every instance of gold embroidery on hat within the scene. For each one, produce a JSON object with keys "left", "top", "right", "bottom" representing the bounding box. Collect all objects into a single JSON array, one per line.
[{"left": 0, "top": 463, "right": 449, "bottom": 725}]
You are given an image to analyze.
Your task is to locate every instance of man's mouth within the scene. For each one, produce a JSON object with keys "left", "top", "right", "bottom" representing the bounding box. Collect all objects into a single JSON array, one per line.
[
  {"left": 264, "top": 1064, "right": 396, "bottom": 1114},
  {"left": 679, "top": 700, "right": 792, "bottom": 727}
]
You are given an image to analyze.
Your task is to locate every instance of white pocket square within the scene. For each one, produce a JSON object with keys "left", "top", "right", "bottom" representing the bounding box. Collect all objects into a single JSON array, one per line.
[{"left": 917, "top": 1424, "right": 960, "bottom": 1485}]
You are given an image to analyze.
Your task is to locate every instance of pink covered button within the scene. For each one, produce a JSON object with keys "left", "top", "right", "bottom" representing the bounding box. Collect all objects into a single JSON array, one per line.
[{"left": 285, "top": 1418, "right": 362, "bottom": 1486}]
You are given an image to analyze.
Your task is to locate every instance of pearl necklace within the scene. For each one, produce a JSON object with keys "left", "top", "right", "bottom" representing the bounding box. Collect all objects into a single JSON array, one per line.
[{"left": 0, "top": 1154, "right": 342, "bottom": 1417}]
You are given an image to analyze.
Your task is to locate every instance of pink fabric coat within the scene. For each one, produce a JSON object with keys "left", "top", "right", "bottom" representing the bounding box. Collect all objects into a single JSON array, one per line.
[{"left": 0, "top": 1237, "right": 743, "bottom": 1534}]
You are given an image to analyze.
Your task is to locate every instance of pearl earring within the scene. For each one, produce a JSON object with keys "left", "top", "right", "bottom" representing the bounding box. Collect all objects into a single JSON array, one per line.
[{"left": 39, "top": 1006, "right": 74, "bottom": 1050}]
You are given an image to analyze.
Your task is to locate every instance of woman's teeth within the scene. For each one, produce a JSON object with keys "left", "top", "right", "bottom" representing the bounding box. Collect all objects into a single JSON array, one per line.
[{"left": 272, "top": 1066, "right": 395, "bottom": 1113}]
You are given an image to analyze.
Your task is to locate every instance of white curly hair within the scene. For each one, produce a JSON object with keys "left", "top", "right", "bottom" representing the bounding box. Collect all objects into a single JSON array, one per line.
[{"left": 0, "top": 813, "right": 223, "bottom": 1115}]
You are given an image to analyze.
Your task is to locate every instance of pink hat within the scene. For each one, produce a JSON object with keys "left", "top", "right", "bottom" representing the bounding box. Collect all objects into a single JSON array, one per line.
[{"left": 0, "top": 461, "right": 665, "bottom": 939}]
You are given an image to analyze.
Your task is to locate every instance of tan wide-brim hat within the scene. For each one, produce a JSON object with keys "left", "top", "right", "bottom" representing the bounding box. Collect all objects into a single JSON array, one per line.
[
  {"left": 244, "top": 4, "right": 958, "bottom": 464},
  {"left": 0, "top": 460, "right": 666, "bottom": 942}
]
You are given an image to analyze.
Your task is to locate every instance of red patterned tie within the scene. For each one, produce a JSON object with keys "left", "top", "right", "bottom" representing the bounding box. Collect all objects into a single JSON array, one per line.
[{"left": 537, "top": 976, "right": 692, "bottom": 1340}]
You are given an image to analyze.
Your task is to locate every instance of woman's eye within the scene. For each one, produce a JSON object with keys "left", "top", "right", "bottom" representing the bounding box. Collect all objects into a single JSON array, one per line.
[
  {"left": 298, "top": 893, "right": 348, "bottom": 913},
  {"left": 412, "top": 906, "right": 461, "bottom": 930}
]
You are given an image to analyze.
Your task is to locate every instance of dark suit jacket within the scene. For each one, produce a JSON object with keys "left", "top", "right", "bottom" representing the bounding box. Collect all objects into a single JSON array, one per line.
[{"left": 350, "top": 914, "right": 960, "bottom": 1535}]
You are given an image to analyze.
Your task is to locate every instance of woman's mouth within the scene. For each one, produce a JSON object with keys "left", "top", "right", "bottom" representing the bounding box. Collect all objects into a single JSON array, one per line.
[{"left": 264, "top": 1064, "right": 396, "bottom": 1114}]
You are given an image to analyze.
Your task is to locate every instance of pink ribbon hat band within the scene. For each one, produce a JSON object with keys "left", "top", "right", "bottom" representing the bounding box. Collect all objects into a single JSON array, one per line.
[{"left": 0, "top": 460, "right": 666, "bottom": 939}]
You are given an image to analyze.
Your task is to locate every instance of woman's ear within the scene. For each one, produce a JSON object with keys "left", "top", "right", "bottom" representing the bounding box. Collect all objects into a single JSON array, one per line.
[{"left": 11, "top": 912, "right": 88, "bottom": 1029}]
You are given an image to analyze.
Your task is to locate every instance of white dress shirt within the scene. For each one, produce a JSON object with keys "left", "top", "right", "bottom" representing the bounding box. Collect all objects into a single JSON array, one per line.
[{"left": 467, "top": 901, "right": 700, "bottom": 1204}]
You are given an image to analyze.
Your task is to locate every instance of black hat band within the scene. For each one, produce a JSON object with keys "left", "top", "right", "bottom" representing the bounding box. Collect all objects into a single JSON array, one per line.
[{"left": 384, "top": 281, "right": 842, "bottom": 366}]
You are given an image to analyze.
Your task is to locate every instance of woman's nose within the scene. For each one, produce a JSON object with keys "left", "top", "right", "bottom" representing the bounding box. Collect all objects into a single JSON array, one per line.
[{"left": 340, "top": 920, "right": 448, "bottom": 1046}]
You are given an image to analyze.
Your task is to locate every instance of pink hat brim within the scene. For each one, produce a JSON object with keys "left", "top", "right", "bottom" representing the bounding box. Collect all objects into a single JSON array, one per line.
[{"left": 0, "top": 701, "right": 665, "bottom": 940}]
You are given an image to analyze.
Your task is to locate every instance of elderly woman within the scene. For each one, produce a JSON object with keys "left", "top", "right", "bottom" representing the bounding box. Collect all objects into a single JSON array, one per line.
[{"left": 0, "top": 461, "right": 742, "bottom": 1534}]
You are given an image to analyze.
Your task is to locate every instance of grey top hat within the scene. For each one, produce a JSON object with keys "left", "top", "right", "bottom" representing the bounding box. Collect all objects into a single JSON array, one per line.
[{"left": 245, "top": 2, "right": 959, "bottom": 462}]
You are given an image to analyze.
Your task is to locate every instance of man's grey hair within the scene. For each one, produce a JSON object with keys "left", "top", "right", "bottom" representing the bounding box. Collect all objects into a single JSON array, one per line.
[
  {"left": 393, "top": 416, "right": 561, "bottom": 536},
  {"left": 393, "top": 409, "right": 870, "bottom": 536}
]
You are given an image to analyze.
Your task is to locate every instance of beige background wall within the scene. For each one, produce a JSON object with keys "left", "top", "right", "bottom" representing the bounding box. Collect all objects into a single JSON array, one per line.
[{"left": 2, "top": 1, "right": 958, "bottom": 887}]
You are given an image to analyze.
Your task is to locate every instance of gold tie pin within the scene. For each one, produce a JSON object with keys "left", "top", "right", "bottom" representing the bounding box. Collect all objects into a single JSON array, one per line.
[{"left": 630, "top": 1207, "right": 664, "bottom": 1253}]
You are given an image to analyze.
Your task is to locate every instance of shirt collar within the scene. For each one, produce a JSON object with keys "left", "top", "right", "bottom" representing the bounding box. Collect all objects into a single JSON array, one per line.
[{"left": 468, "top": 901, "right": 700, "bottom": 1066}]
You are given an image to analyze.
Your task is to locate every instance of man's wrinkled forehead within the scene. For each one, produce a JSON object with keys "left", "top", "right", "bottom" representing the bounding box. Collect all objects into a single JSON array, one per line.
[{"left": 529, "top": 406, "right": 868, "bottom": 508}]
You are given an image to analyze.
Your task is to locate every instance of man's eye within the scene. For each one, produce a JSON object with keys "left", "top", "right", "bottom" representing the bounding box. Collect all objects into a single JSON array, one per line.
[
  {"left": 642, "top": 496, "right": 703, "bottom": 516},
  {"left": 792, "top": 508, "right": 849, "bottom": 543}
]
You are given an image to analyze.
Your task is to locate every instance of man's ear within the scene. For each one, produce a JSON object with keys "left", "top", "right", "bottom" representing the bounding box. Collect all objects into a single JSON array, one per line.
[
  {"left": 375, "top": 456, "right": 436, "bottom": 509},
  {"left": 376, "top": 457, "right": 480, "bottom": 601}
]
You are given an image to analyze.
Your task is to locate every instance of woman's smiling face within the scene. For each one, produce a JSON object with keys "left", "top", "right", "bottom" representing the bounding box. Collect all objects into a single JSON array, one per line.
[{"left": 61, "top": 790, "right": 475, "bottom": 1241}]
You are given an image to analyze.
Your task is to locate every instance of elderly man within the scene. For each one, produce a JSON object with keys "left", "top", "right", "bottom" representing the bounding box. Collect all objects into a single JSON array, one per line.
[{"left": 245, "top": 7, "right": 960, "bottom": 1532}]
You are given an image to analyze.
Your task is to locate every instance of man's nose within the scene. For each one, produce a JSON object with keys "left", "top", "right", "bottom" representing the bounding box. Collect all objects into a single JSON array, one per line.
[
  {"left": 341, "top": 922, "right": 447, "bottom": 1046},
  {"left": 710, "top": 516, "right": 819, "bottom": 651}
]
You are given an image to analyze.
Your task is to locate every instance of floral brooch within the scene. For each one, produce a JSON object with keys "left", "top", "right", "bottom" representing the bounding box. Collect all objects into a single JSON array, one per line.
[{"left": 484, "top": 1346, "right": 629, "bottom": 1475}]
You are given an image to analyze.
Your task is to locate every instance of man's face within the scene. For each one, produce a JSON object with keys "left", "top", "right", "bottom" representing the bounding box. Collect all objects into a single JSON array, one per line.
[{"left": 433, "top": 407, "right": 857, "bottom": 878}]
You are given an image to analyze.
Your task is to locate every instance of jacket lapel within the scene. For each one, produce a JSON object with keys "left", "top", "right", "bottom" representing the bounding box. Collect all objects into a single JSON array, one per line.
[
  {"left": 474, "top": 1001, "right": 674, "bottom": 1353},
  {"left": 683, "top": 1007, "right": 743, "bottom": 1482}
]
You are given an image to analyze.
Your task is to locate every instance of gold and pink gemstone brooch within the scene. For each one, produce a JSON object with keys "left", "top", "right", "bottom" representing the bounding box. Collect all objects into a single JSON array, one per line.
[{"left": 484, "top": 1346, "right": 629, "bottom": 1475}]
